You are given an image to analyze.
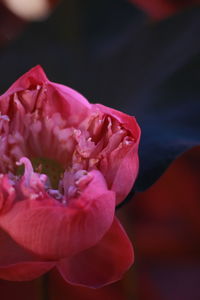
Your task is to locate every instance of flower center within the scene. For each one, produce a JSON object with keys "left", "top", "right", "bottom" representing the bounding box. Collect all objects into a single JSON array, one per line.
[
  {"left": 14, "top": 156, "right": 93, "bottom": 205},
  {"left": 30, "top": 157, "right": 64, "bottom": 189},
  {"left": 0, "top": 89, "right": 135, "bottom": 204}
]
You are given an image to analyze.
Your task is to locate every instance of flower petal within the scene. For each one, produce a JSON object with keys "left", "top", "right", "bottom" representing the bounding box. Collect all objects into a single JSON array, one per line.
[
  {"left": 57, "top": 217, "right": 134, "bottom": 288},
  {"left": 109, "top": 146, "right": 139, "bottom": 204},
  {"left": 1, "top": 65, "right": 48, "bottom": 97},
  {"left": 0, "top": 170, "right": 115, "bottom": 260},
  {"left": 0, "top": 65, "right": 91, "bottom": 126},
  {"left": 94, "top": 103, "right": 141, "bottom": 204},
  {"left": 94, "top": 103, "right": 141, "bottom": 139},
  {"left": 47, "top": 82, "right": 90, "bottom": 126},
  {"left": 0, "top": 228, "right": 55, "bottom": 281}
]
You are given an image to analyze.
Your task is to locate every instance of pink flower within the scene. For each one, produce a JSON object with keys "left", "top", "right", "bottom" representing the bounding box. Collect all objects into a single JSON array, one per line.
[{"left": 0, "top": 66, "right": 140, "bottom": 288}]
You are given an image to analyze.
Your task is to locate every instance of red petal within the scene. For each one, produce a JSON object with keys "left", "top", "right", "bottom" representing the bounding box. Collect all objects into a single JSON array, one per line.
[
  {"left": 94, "top": 103, "right": 141, "bottom": 140},
  {"left": 0, "top": 228, "right": 55, "bottom": 281},
  {"left": 100, "top": 140, "right": 139, "bottom": 205},
  {"left": 112, "top": 146, "right": 139, "bottom": 204},
  {"left": 0, "top": 170, "right": 115, "bottom": 260},
  {"left": 94, "top": 103, "right": 140, "bottom": 204},
  {"left": 47, "top": 82, "right": 90, "bottom": 126},
  {"left": 0, "top": 65, "right": 90, "bottom": 126},
  {"left": 57, "top": 217, "right": 134, "bottom": 288},
  {"left": 1, "top": 65, "right": 48, "bottom": 97}
]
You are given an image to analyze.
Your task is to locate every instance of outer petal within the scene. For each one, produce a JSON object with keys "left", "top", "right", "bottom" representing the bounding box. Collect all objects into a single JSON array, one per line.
[
  {"left": 109, "top": 147, "right": 139, "bottom": 204},
  {"left": 94, "top": 103, "right": 141, "bottom": 204},
  {"left": 94, "top": 103, "right": 141, "bottom": 139},
  {"left": 0, "top": 170, "right": 115, "bottom": 260},
  {"left": 0, "top": 228, "right": 55, "bottom": 281},
  {"left": 47, "top": 82, "right": 90, "bottom": 126},
  {"left": 0, "top": 65, "right": 91, "bottom": 125},
  {"left": 1, "top": 65, "right": 48, "bottom": 97},
  {"left": 57, "top": 217, "right": 134, "bottom": 288}
]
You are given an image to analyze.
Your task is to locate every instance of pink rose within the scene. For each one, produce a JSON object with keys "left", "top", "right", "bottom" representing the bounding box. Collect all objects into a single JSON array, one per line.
[{"left": 0, "top": 66, "right": 140, "bottom": 288}]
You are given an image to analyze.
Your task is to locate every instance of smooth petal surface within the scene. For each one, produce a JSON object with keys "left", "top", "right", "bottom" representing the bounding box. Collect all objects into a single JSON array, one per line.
[
  {"left": 110, "top": 148, "right": 139, "bottom": 204},
  {"left": 47, "top": 82, "right": 90, "bottom": 126},
  {"left": 0, "top": 228, "right": 55, "bottom": 281},
  {"left": 0, "top": 170, "right": 115, "bottom": 260},
  {"left": 57, "top": 217, "right": 134, "bottom": 288}
]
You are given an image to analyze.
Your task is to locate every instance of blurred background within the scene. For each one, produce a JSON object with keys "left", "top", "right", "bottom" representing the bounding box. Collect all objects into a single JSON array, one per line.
[{"left": 0, "top": 0, "right": 200, "bottom": 299}]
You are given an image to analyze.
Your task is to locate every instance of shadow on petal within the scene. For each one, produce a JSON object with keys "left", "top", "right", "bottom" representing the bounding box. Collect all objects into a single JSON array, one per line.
[
  {"left": 0, "top": 229, "right": 55, "bottom": 281},
  {"left": 57, "top": 217, "right": 134, "bottom": 288}
]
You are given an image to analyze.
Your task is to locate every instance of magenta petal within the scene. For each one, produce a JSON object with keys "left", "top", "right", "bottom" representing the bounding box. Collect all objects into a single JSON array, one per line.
[
  {"left": 47, "top": 82, "right": 90, "bottom": 126},
  {"left": 1, "top": 65, "right": 90, "bottom": 125},
  {"left": 94, "top": 103, "right": 141, "bottom": 139},
  {"left": 94, "top": 103, "right": 141, "bottom": 204},
  {"left": 110, "top": 145, "right": 139, "bottom": 204},
  {"left": 1, "top": 65, "right": 48, "bottom": 97},
  {"left": 0, "top": 170, "right": 115, "bottom": 260},
  {"left": 0, "top": 229, "right": 55, "bottom": 281},
  {"left": 57, "top": 217, "right": 134, "bottom": 288}
]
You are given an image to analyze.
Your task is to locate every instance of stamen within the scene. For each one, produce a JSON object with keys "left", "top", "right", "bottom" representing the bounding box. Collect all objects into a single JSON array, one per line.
[
  {"left": 16, "top": 157, "right": 34, "bottom": 187},
  {"left": 0, "top": 114, "right": 10, "bottom": 122}
]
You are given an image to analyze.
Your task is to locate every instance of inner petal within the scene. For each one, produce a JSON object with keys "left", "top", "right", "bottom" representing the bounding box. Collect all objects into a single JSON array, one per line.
[{"left": 0, "top": 89, "right": 135, "bottom": 204}]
